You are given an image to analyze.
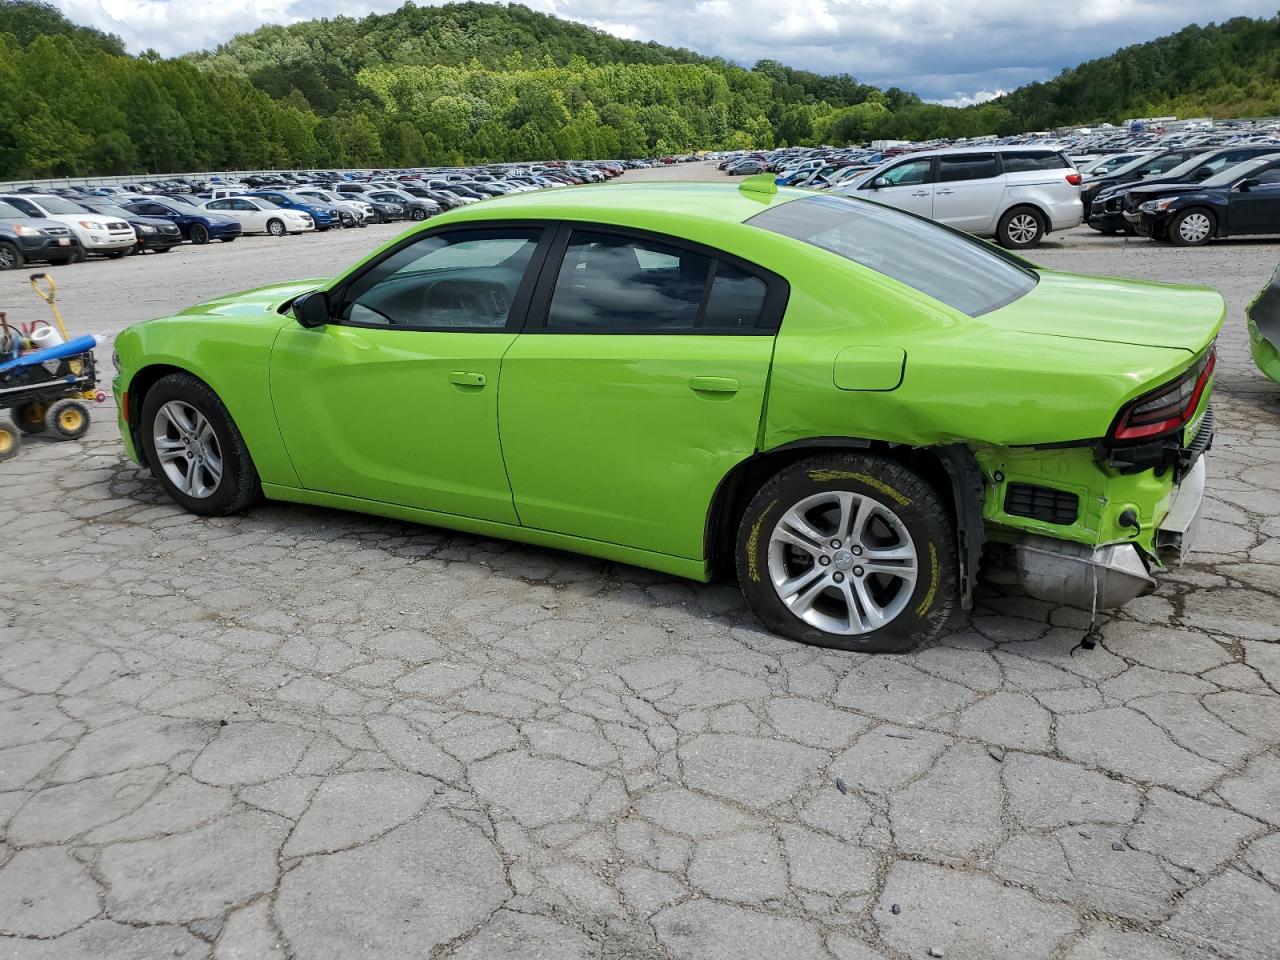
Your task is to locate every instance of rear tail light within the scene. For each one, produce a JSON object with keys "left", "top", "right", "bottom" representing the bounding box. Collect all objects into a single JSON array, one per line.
[
  {"left": 1066, "top": 172, "right": 1082, "bottom": 186},
  {"left": 1110, "top": 347, "right": 1215, "bottom": 442}
]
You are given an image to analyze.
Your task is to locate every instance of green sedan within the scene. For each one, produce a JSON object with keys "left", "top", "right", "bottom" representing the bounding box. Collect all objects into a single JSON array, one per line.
[{"left": 112, "top": 177, "right": 1222, "bottom": 652}]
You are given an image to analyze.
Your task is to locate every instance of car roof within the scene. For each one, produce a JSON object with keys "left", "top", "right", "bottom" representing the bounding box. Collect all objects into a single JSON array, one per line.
[{"left": 437, "top": 181, "right": 803, "bottom": 229}]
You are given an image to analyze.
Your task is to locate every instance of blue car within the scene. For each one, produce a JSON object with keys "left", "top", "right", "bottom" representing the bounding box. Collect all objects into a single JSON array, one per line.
[
  {"left": 241, "top": 190, "right": 341, "bottom": 230},
  {"left": 122, "top": 199, "right": 242, "bottom": 245}
]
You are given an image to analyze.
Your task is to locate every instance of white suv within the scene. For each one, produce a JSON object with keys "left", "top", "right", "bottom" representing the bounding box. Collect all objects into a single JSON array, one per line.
[
  {"left": 0, "top": 194, "right": 136, "bottom": 257},
  {"left": 835, "top": 147, "right": 1083, "bottom": 248}
]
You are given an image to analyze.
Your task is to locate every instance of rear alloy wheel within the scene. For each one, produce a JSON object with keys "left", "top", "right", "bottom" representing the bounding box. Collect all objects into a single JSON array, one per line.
[
  {"left": 140, "top": 372, "right": 261, "bottom": 516},
  {"left": 1169, "top": 208, "right": 1215, "bottom": 247},
  {"left": 189, "top": 224, "right": 210, "bottom": 245},
  {"left": 0, "top": 242, "right": 22, "bottom": 271},
  {"left": 267, "top": 219, "right": 286, "bottom": 236},
  {"left": 736, "top": 454, "right": 957, "bottom": 652},
  {"left": 997, "top": 207, "right": 1045, "bottom": 249}
]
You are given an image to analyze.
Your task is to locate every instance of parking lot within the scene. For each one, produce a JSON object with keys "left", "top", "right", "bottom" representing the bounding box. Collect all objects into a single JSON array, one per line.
[{"left": 1, "top": 160, "right": 1278, "bottom": 960}]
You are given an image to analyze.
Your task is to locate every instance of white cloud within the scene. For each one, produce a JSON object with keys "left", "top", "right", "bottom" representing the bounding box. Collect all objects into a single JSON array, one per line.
[{"left": 50, "top": 0, "right": 1279, "bottom": 103}]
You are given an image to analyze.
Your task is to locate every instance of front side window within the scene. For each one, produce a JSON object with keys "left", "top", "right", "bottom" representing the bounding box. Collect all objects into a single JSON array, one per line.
[
  {"left": 207, "top": 200, "right": 231, "bottom": 210},
  {"left": 749, "top": 194, "right": 1036, "bottom": 317},
  {"left": 1251, "top": 164, "right": 1280, "bottom": 186},
  {"left": 867, "top": 159, "right": 932, "bottom": 188},
  {"left": 340, "top": 228, "right": 542, "bottom": 330}
]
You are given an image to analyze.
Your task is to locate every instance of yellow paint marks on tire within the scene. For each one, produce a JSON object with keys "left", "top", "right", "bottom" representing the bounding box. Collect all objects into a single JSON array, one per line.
[
  {"left": 746, "top": 498, "right": 777, "bottom": 583},
  {"left": 807, "top": 470, "right": 911, "bottom": 506},
  {"left": 915, "top": 543, "right": 939, "bottom": 617}
]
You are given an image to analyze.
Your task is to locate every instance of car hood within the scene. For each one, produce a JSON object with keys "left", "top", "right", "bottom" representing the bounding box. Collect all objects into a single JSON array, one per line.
[
  {"left": 177, "top": 279, "right": 328, "bottom": 318},
  {"left": 982, "top": 270, "right": 1225, "bottom": 353},
  {"left": 1125, "top": 181, "right": 1211, "bottom": 198}
]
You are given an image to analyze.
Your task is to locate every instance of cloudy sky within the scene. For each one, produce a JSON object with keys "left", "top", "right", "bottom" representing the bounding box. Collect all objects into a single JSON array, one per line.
[{"left": 51, "top": 0, "right": 1275, "bottom": 104}]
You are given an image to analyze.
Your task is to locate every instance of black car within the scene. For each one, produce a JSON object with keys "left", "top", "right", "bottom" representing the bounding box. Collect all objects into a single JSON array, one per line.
[
  {"left": 0, "top": 200, "right": 81, "bottom": 269},
  {"left": 73, "top": 199, "right": 182, "bottom": 254},
  {"left": 1128, "top": 154, "right": 1280, "bottom": 246},
  {"left": 1089, "top": 146, "right": 1280, "bottom": 234},
  {"left": 366, "top": 189, "right": 440, "bottom": 221}
]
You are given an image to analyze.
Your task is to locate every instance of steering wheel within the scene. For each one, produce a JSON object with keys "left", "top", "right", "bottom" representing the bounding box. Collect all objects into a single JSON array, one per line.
[{"left": 421, "top": 281, "right": 492, "bottom": 327}]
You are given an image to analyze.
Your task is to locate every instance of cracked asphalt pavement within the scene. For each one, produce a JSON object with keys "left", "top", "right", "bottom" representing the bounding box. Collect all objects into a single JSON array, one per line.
[{"left": 1, "top": 162, "right": 1278, "bottom": 959}]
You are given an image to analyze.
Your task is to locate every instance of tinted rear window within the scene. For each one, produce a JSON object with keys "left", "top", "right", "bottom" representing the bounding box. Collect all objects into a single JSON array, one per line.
[
  {"left": 748, "top": 194, "right": 1036, "bottom": 317},
  {"left": 939, "top": 154, "right": 999, "bottom": 181},
  {"left": 1001, "top": 151, "right": 1068, "bottom": 173}
]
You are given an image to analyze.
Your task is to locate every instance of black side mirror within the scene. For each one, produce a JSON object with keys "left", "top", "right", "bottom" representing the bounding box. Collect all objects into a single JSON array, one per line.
[
  {"left": 1237, "top": 177, "right": 1261, "bottom": 192},
  {"left": 1192, "top": 166, "right": 1212, "bottom": 180},
  {"left": 293, "top": 291, "right": 331, "bottom": 329}
]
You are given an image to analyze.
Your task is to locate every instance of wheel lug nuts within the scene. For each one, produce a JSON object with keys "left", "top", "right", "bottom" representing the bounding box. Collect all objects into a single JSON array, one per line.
[
  {"left": 832, "top": 572, "right": 845, "bottom": 583},
  {"left": 852, "top": 546, "right": 862, "bottom": 556},
  {"left": 818, "top": 556, "right": 831, "bottom": 566},
  {"left": 854, "top": 566, "right": 864, "bottom": 577},
  {"left": 830, "top": 540, "right": 841, "bottom": 549}
]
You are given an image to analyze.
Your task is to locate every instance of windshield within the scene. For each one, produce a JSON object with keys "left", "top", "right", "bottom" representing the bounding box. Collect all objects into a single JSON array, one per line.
[
  {"left": 32, "top": 196, "right": 88, "bottom": 215},
  {"left": 1102, "top": 153, "right": 1161, "bottom": 177},
  {"left": 1160, "top": 152, "right": 1231, "bottom": 180},
  {"left": 749, "top": 194, "right": 1036, "bottom": 317},
  {"left": 1202, "top": 156, "right": 1280, "bottom": 187},
  {"left": 83, "top": 203, "right": 132, "bottom": 218}
]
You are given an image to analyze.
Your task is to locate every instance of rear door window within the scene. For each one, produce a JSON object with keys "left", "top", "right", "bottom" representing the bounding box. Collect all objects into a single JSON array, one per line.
[
  {"left": 938, "top": 154, "right": 1000, "bottom": 182},
  {"left": 1001, "top": 151, "right": 1068, "bottom": 173}
]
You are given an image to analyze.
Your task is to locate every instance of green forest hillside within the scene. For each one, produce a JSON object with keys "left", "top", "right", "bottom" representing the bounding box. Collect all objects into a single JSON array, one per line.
[{"left": 1, "top": 0, "right": 1279, "bottom": 180}]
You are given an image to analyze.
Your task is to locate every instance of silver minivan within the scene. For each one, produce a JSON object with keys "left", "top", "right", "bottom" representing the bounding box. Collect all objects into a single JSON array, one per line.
[{"left": 834, "top": 146, "right": 1083, "bottom": 248}]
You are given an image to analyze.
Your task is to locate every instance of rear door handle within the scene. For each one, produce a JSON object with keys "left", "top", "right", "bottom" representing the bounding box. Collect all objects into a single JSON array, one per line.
[
  {"left": 449, "top": 371, "right": 487, "bottom": 387},
  {"left": 936, "top": 188, "right": 954, "bottom": 195},
  {"left": 911, "top": 190, "right": 930, "bottom": 197},
  {"left": 690, "top": 376, "right": 739, "bottom": 394}
]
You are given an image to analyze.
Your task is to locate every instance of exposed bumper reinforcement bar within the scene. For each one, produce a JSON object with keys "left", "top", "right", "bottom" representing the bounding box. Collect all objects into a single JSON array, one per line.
[{"left": 1013, "top": 537, "right": 1156, "bottom": 610}]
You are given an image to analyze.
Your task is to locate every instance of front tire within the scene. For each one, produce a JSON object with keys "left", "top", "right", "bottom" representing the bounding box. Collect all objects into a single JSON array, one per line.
[
  {"left": 997, "top": 206, "right": 1045, "bottom": 249},
  {"left": 735, "top": 454, "right": 956, "bottom": 653},
  {"left": 189, "top": 224, "right": 210, "bottom": 245},
  {"left": 267, "top": 218, "right": 285, "bottom": 237},
  {"left": 411, "top": 208, "right": 427, "bottom": 221},
  {"left": 1169, "top": 208, "right": 1215, "bottom": 247},
  {"left": 139, "top": 373, "right": 261, "bottom": 517},
  {"left": 0, "top": 242, "right": 23, "bottom": 271}
]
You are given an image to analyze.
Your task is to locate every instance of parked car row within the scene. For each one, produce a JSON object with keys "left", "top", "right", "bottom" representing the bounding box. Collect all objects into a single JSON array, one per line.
[
  {"left": 712, "top": 118, "right": 1280, "bottom": 248},
  {"left": 0, "top": 159, "right": 655, "bottom": 270}
]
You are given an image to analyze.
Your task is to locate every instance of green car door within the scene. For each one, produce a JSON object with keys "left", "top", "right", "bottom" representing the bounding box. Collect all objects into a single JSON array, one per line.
[
  {"left": 269, "top": 226, "right": 548, "bottom": 522},
  {"left": 498, "top": 225, "right": 788, "bottom": 560}
]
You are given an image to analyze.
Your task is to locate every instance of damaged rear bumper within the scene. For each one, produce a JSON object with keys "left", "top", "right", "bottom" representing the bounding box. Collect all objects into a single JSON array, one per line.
[{"left": 1012, "top": 456, "right": 1206, "bottom": 610}]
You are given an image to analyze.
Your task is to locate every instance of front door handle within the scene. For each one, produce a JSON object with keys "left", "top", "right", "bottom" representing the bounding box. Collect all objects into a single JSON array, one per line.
[
  {"left": 911, "top": 190, "right": 930, "bottom": 197},
  {"left": 936, "top": 188, "right": 954, "bottom": 195},
  {"left": 449, "top": 371, "right": 487, "bottom": 387},
  {"left": 690, "top": 376, "right": 739, "bottom": 395}
]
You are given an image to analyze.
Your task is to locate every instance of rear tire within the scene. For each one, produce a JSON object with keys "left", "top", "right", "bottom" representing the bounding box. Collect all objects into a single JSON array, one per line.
[
  {"left": 997, "top": 206, "right": 1045, "bottom": 249},
  {"left": 139, "top": 372, "right": 261, "bottom": 517},
  {"left": 14, "top": 401, "right": 47, "bottom": 435},
  {"left": 1169, "top": 208, "right": 1215, "bottom": 247},
  {"left": 735, "top": 454, "right": 956, "bottom": 653},
  {"left": 0, "top": 242, "right": 22, "bottom": 271}
]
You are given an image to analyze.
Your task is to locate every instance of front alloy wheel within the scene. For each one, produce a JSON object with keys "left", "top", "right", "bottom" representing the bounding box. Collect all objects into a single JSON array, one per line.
[
  {"left": 189, "top": 224, "right": 209, "bottom": 245},
  {"left": 736, "top": 454, "right": 956, "bottom": 652},
  {"left": 139, "top": 372, "right": 261, "bottom": 516}
]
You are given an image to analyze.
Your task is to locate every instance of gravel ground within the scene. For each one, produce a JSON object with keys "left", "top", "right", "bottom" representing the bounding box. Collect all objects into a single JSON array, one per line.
[{"left": 1, "top": 162, "right": 1278, "bottom": 960}]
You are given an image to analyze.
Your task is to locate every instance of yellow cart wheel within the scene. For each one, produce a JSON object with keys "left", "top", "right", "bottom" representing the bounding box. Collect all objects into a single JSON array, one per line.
[
  {"left": 13, "top": 401, "right": 47, "bottom": 434},
  {"left": 0, "top": 419, "right": 20, "bottom": 461},
  {"left": 45, "top": 399, "right": 91, "bottom": 441}
]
